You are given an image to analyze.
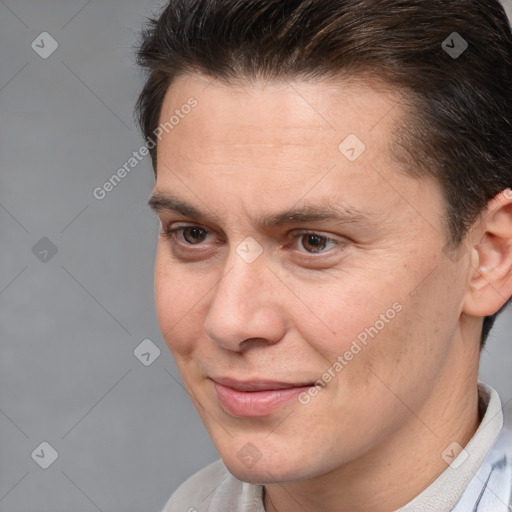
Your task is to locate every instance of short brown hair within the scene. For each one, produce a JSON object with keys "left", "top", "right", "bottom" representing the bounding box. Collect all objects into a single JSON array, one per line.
[{"left": 136, "top": 0, "right": 512, "bottom": 346}]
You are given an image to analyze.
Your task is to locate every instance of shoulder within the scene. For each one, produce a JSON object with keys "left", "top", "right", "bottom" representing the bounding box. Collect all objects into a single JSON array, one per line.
[
  {"left": 489, "top": 427, "right": 512, "bottom": 459},
  {"left": 161, "top": 459, "right": 264, "bottom": 512},
  {"left": 162, "top": 459, "right": 229, "bottom": 512}
]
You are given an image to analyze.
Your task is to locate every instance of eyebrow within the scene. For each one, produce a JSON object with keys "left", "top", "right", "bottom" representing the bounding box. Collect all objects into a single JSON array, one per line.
[
  {"left": 147, "top": 192, "right": 373, "bottom": 228},
  {"left": 148, "top": 193, "right": 210, "bottom": 219}
]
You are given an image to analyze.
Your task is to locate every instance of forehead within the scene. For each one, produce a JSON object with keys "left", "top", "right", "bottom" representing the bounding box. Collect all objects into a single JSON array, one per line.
[
  {"left": 157, "top": 73, "right": 403, "bottom": 157},
  {"left": 152, "top": 73, "right": 442, "bottom": 233}
]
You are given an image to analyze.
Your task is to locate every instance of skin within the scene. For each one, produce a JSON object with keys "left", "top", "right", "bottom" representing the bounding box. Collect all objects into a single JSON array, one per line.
[{"left": 149, "top": 73, "right": 512, "bottom": 512}]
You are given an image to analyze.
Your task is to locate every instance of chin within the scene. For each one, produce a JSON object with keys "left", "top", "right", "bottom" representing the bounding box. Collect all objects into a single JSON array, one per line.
[
  {"left": 223, "top": 461, "right": 293, "bottom": 485},
  {"left": 220, "top": 448, "right": 315, "bottom": 485}
]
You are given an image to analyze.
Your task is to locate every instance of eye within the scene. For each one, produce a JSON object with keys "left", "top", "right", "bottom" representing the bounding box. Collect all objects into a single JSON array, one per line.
[
  {"left": 301, "top": 234, "right": 329, "bottom": 253},
  {"left": 181, "top": 226, "right": 209, "bottom": 244},
  {"left": 295, "top": 232, "right": 338, "bottom": 253},
  {"left": 160, "top": 223, "right": 216, "bottom": 246}
]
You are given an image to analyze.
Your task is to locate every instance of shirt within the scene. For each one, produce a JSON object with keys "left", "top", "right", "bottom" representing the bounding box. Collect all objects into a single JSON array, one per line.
[{"left": 162, "top": 383, "right": 512, "bottom": 512}]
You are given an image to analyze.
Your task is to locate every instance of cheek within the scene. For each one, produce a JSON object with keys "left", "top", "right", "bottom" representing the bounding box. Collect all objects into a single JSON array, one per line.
[
  {"left": 154, "top": 250, "right": 208, "bottom": 355},
  {"left": 294, "top": 263, "right": 447, "bottom": 391},
  {"left": 299, "top": 277, "right": 401, "bottom": 354}
]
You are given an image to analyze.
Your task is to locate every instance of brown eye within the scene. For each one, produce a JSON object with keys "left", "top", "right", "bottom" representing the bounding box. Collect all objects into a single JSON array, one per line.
[
  {"left": 301, "top": 234, "right": 328, "bottom": 253},
  {"left": 182, "top": 227, "right": 209, "bottom": 244}
]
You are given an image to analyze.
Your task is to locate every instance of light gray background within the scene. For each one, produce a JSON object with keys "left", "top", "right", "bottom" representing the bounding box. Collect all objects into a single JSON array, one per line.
[{"left": 1, "top": 1, "right": 511, "bottom": 511}]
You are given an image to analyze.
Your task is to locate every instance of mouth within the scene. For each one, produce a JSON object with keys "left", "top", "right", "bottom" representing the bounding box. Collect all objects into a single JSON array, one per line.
[{"left": 210, "top": 377, "right": 315, "bottom": 417}]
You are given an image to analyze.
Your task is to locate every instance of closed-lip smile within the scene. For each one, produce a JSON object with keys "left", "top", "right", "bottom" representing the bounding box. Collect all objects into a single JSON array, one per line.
[{"left": 210, "top": 376, "right": 314, "bottom": 417}]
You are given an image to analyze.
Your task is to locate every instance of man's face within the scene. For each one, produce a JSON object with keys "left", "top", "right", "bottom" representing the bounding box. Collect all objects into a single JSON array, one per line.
[{"left": 151, "top": 74, "right": 472, "bottom": 483}]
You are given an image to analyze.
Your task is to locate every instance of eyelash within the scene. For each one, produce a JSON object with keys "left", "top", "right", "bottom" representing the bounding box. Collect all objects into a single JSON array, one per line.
[
  {"left": 160, "top": 224, "right": 215, "bottom": 244},
  {"left": 286, "top": 230, "right": 339, "bottom": 253},
  {"left": 160, "top": 223, "right": 342, "bottom": 256}
]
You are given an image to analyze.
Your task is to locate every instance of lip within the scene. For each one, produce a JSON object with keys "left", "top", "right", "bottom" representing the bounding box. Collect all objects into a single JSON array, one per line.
[{"left": 211, "top": 377, "right": 314, "bottom": 417}]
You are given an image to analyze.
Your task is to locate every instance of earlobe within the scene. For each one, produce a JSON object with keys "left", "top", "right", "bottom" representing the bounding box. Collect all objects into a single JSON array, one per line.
[{"left": 462, "top": 190, "right": 512, "bottom": 317}]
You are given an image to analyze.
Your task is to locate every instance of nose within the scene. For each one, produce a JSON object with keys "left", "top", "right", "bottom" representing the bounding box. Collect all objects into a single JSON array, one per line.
[{"left": 203, "top": 250, "right": 287, "bottom": 352}]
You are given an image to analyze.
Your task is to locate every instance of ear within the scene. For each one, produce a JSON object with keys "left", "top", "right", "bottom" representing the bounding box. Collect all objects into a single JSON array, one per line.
[{"left": 463, "top": 189, "right": 512, "bottom": 317}]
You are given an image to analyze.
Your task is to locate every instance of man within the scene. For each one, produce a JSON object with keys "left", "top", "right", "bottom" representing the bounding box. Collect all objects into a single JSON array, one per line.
[{"left": 137, "top": 1, "right": 512, "bottom": 510}]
